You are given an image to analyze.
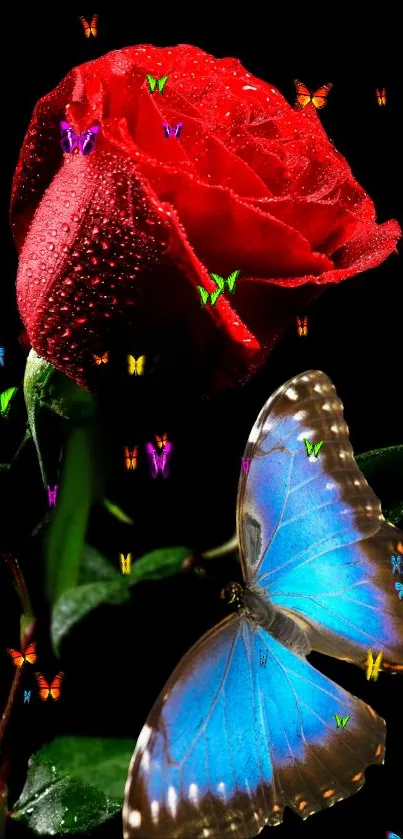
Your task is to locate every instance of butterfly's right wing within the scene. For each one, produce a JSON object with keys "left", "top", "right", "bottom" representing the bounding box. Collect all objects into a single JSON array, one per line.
[
  {"left": 146, "top": 75, "right": 157, "bottom": 92},
  {"left": 196, "top": 286, "right": 209, "bottom": 305},
  {"left": 145, "top": 443, "right": 158, "bottom": 479},
  {"left": 7, "top": 648, "right": 24, "bottom": 667},
  {"left": 35, "top": 673, "right": 50, "bottom": 700},
  {"left": 23, "top": 642, "right": 37, "bottom": 665},
  {"left": 157, "top": 76, "right": 169, "bottom": 93},
  {"left": 123, "top": 614, "right": 385, "bottom": 839},
  {"left": 294, "top": 80, "right": 311, "bottom": 108}
]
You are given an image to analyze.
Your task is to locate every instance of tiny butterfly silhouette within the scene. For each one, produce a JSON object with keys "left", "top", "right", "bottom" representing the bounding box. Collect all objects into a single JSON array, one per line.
[{"left": 60, "top": 121, "right": 100, "bottom": 156}]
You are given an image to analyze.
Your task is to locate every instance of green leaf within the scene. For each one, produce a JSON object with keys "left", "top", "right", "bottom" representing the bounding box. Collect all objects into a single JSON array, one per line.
[
  {"left": 127, "top": 546, "right": 191, "bottom": 583},
  {"left": 51, "top": 579, "right": 130, "bottom": 656},
  {"left": 103, "top": 497, "right": 134, "bottom": 525},
  {"left": 11, "top": 737, "right": 135, "bottom": 835},
  {"left": 45, "top": 425, "right": 99, "bottom": 604},
  {"left": 24, "top": 350, "right": 97, "bottom": 485},
  {"left": 78, "top": 544, "right": 119, "bottom": 584},
  {"left": 356, "top": 445, "right": 403, "bottom": 523},
  {"left": 51, "top": 545, "right": 191, "bottom": 655}
]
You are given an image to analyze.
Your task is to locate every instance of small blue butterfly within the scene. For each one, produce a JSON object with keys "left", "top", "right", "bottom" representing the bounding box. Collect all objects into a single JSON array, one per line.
[
  {"left": 0, "top": 347, "right": 5, "bottom": 367},
  {"left": 386, "top": 832, "right": 402, "bottom": 839},
  {"left": 24, "top": 690, "right": 31, "bottom": 704},
  {"left": 395, "top": 582, "right": 403, "bottom": 600},
  {"left": 123, "top": 371, "right": 403, "bottom": 839},
  {"left": 391, "top": 555, "right": 402, "bottom": 575}
]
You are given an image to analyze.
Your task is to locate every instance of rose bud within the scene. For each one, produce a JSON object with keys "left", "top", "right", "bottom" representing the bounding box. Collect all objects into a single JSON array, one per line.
[{"left": 12, "top": 45, "right": 400, "bottom": 396}]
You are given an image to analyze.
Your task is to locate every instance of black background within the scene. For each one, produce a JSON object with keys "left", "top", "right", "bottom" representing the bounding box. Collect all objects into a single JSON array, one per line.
[{"left": 0, "top": 8, "right": 402, "bottom": 839}]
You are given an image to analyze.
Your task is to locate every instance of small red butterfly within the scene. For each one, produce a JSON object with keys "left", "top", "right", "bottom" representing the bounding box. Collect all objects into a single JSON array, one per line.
[
  {"left": 155, "top": 433, "right": 168, "bottom": 451},
  {"left": 35, "top": 672, "right": 64, "bottom": 701},
  {"left": 79, "top": 14, "right": 98, "bottom": 38},
  {"left": 294, "top": 80, "right": 332, "bottom": 110},
  {"left": 124, "top": 446, "right": 138, "bottom": 471},
  {"left": 375, "top": 88, "right": 387, "bottom": 106},
  {"left": 6, "top": 642, "right": 37, "bottom": 668}
]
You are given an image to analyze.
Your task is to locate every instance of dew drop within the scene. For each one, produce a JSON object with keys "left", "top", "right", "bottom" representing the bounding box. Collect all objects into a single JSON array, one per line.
[{"left": 62, "top": 223, "right": 70, "bottom": 232}]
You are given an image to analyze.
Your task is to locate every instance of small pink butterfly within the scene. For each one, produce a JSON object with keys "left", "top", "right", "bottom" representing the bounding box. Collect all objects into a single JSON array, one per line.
[
  {"left": 60, "top": 121, "right": 100, "bottom": 156},
  {"left": 162, "top": 122, "right": 183, "bottom": 139}
]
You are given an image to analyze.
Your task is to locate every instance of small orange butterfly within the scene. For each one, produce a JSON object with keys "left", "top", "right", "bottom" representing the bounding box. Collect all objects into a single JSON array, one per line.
[
  {"left": 155, "top": 433, "right": 168, "bottom": 450},
  {"left": 79, "top": 14, "right": 98, "bottom": 38},
  {"left": 296, "top": 316, "right": 308, "bottom": 337},
  {"left": 93, "top": 352, "right": 108, "bottom": 365},
  {"left": 35, "top": 672, "right": 64, "bottom": 701},
  {"left": 124, "top": 446, "right": 138, "bottom": 470},
  {"left": 6, "top": 642, "right": 37, "bottom": 668},
  {"left": 375, "top": 88, "right": 387, "bottom": 106},
  {"left": 294, "top": 80, "right": 332, "bottom": 109}
]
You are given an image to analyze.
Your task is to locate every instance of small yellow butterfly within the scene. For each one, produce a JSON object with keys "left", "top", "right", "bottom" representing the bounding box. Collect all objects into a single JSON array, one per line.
[
  {"left": 365, "top": 649, "right": 383, "bottom": 681},
  {"left": 127, "top": 355, "right": 146, "bottom": 376},
  {"left": 119, "top": 553, "right": 132, "bottom": 575},
  {"left": 93, "top": 352, "right": 108, "bottom": 365}
]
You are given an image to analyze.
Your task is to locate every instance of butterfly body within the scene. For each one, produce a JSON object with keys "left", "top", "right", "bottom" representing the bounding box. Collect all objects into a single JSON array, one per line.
[
  {"left": 79, "top": 14, "right": 98, "bottom": 37},
  {"left": 7, "top": 642, "right": 37, "bottom": 668},
  {"left": 294, "top": 80, "right": 332, "bottom": 109},
  {"left": 127, "top": 355, "right": 146, "bottom": 376},
  {"left": 162, "top": 122, "right": 183, "bottom": 139},
  {"left": 123, "top": 370, "right": 403, "bottom": 838},
  {"left": 60, "top": 121, "right": 100, "bottom": 156},
  {"left": 145, "top": 442, "right": 172, "bottom": 479},
  {"left": 35, "top": 672, "right": 63, "bottom": 700}
]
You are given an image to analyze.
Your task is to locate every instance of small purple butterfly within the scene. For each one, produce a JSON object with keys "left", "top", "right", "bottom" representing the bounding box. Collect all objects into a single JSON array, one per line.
[
  {"left": 241, "top": 457, "right": 251, "bottom": 474},
  {"left": 162, "top": 122, "right": 183, "bottom": 139},
  {"left": 46, "top": 485, "right": 58, "bottom": 508},
  {"left": 60, "top": 121, "right": 100, "bottom": 156},
  {"left": 145, "top": 442, "right": 172, "bottom": 479}
]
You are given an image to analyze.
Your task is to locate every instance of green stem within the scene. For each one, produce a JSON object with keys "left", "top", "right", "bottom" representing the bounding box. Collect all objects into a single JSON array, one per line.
[
  {"left": 201, "top": 535, "right": 238, "bottom": 560},
  {"left": 45, "top": 421, "right": 102, "bottom": 603}
]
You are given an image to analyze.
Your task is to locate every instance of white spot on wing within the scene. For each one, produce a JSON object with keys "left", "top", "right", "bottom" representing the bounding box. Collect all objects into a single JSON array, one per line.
[
  {"left": 293, "top": 410, "right": 307, "bottom": 421},
  {"left": 136, "top": 724, "right": 152, "bottom": 753},
  {"left": 284, "top": 387, "right": 298, "bottom": 401},
  {"left": 189, "top": 783, "right": 198, "bottom": 804},
  {"left": 167, "top": 786, "right": 178, "bottom": 817},
  {"left": 151, "top": 801, "right": 159, "bottom": 824},
  {"left": 128, "top": 810, "right": 141, "bottom": 828},
  {"left": 217, "top": 781, "right": 226, "bottom": 799},
  {"left": 203, "top": 830, "right": 210, "bottom": 838},
  {"left": 142, "top": 749, "right": 150, "bottom": 772}
]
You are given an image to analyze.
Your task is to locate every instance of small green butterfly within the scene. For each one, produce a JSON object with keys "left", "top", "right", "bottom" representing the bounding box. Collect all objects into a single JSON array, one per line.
[
  {"left": 196, "top": 286, "right": 222, "bottom": 307},
  {"left": 334, "top": 714, "right": 350, "bottom": 728},
  {"left": 0, "top": 387, "right": 18, "bottom": 418},
  {"left": 146, "top": 75, "right": 169, "bottom": 94},
  {"left": 210, "top": 269, "right": 240, "bottom": 294},
  {"left": 304, "top": 439, "right": 324, "bottom": 458}
]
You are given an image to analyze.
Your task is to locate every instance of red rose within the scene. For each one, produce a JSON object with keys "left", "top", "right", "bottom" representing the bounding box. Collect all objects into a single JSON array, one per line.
[{"left": 11, "top": 45, "right": 400, "bottom": 394}]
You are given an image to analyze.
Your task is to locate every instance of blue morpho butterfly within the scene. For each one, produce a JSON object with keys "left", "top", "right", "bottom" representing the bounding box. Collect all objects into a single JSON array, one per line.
[{"left": 123, "top": 371, "right": 403, "bottom": 838}]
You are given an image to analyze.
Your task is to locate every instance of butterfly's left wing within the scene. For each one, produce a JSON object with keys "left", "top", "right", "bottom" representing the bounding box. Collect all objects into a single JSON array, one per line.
[
  {"left": 50, "top": 672, "right": 63, "bottom": 700},
  {"left": 90, "top": 14, "right": 98, "bottom": 36},
  {"left": 160, "top": 442, "right": 173, "bottom": 478},
  {"left": 78, "top": 125, "right": 100, "bottom": 156},
  {"left": 237, "top": 370, "right": 403, "bottom": 671},
  {"left": 23, "top": 642, "right": 37, "bottom": 665},
  {"left": 123, "top": 614, "right": 385, "bottom": 838},
  {"left": 311, "top": 83, "right": 332, "bottom": 108}
]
